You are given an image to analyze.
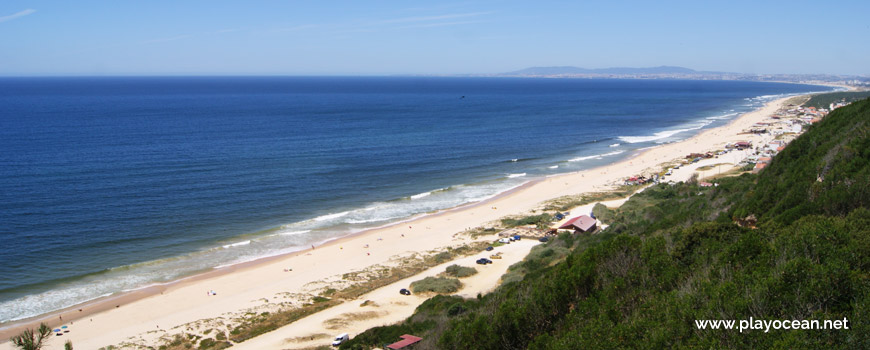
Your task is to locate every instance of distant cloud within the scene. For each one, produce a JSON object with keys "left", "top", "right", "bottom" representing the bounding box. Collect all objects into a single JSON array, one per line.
[
  {"left": 143, "top": 34, "right": 194, "bottom": 44},
  {"left": 377, "top": 12, "right": 492, "bottom": 25},
  {"left": 0, "top": 9, "right": 36, "bottom": 23},
  {"left": 273, "top": 24, "right": 320, "bottom": 32},
  {"left": 398, "top": 20, "right": 485, "bottom": 29}
]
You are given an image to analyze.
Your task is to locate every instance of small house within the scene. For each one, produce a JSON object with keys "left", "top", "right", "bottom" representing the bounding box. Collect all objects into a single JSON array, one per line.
[
  {"left": 558, "top": 215, "right": 597, "bottom": 233},
  {"left": 387, "top": 334, "right": 423, "bottom": 350}
]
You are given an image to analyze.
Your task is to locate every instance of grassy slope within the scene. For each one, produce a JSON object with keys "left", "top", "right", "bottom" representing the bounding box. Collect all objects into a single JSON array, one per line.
[{"left": 340, "top": 99, "right": 870, "bottom": 350}]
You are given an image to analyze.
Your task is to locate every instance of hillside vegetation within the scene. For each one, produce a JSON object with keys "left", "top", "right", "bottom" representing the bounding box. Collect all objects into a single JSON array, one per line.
[
  {"left": 803, "top": 91, "right": 870, "bottom": 109},
  {"left": 340, "top": 98, "right": 870, "bottom": 349}
]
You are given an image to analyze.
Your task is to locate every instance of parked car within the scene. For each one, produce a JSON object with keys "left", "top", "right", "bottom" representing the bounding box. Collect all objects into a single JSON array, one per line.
[
  {"left": 476, "top": 258, "right": 493, "bottom": 265},
  {"left": 538, "top": 236, "right": 549, "bottom": 242},
  {"left": 399, "top": 288, "right": 411, "bottom": 295},
  {"left": 490, "top": 253, "right": 502, "bottom": 259},
  {"left": 513, "top": 235, "right": 521, "bottom": 241},
  {"left": 485, "top": 246, "right": 494, "bottom": 251},
  {"left": 498, "top": 237, "right": 511, "bottom": 244},
  {"left": 332, "top": 333, "right": 349, "bottom": 347}
]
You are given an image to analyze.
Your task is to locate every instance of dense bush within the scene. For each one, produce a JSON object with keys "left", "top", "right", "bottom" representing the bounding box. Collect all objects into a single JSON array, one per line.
[
  {"left": 444, "top": 264, "right": 477, "bottom": 278},
  {"left": 410, "top": 277, "right": 461, "bottom": 294}
]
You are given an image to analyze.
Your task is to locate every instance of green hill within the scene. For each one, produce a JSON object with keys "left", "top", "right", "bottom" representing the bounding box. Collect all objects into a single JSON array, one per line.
[{"left": 340, "top": 99, "right": 870, "bottom": 350}]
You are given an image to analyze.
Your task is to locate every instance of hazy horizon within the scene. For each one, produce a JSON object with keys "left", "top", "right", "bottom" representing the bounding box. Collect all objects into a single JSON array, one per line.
[{"left": 1, "top": 0, "right": 868, "bottom": 76}]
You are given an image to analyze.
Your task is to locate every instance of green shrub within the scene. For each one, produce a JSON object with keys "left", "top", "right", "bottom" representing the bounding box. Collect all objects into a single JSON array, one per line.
[
  {"left": 444, "top": 264, "right": 477, "bottom": 278},
  {"left": 410, "top": 277, "right": 462, "bottom": 294}
]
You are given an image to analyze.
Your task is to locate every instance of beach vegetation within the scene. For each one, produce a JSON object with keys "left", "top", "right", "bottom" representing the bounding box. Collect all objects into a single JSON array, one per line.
[
  {"left": 10, "top": 323, "right": 52, "bottom": 350},
  {"left": 803, "top": 91, "right": 870, "bottom": 109},
  {"left": 444, "top": 264, "right": 477, "bottom": 278},
  {"left": 462, "top": 226, "right": 499, "bottom": 238},
  {"left": 432, "top": 251, "right": 452, "bottom": 263},
  {"left": 341, "top": 98, "right": 870, "bottom": 349},
  {"left": 410, "top": 277, "right": 462, "bottom": 294},
  {"left": 311, "top": 296, "right": 330, "bottom": 303},
  {"left": 228, "top": 300, "right": 338, "bottom": 343},
  {"left": 338, "top": 295, "right": 467, "bottom": 349},
  {"left": 591, "top": 203, "right": 616, "bottom": 223},
  {"left": 500, "top": 213, "right": 553, "bottom": 229},
  {"left": 541, "top": 186, "right": 637, "bottom": 212}
]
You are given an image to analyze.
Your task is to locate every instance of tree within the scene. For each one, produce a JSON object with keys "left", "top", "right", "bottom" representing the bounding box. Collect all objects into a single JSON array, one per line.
[
  {"left": 10, "top": 323, "right": 52, "bottom": 350},
  {"left": 64, "top": 340, "right": 73, "bottom": 350}
]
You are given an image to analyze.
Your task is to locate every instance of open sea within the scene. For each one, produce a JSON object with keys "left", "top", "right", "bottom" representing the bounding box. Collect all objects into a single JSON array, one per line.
[{"left": 0, "top": 77, "right": 831, "bottom": 323}]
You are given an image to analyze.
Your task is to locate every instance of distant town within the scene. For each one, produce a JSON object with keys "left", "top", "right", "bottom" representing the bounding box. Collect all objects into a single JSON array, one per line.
[{"left": 484, "top": 66, "right": 870, "bottom": 88}]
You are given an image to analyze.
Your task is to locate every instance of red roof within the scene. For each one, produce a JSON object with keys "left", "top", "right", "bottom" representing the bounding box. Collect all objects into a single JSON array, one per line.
[
  {"left": 559, "top": 215, "right": 596, "bottom": 231},
  {"left": 387, "top": 335, "right": 423, "bottom": 349}
]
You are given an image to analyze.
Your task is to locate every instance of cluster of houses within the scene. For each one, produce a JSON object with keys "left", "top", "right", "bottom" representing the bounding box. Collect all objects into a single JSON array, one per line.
[
  {"left": 734, "top": 100, "right": 858, "bottom": 173},
  {"left": 623, "top": 174, "right": 658, "bottom": 186}
]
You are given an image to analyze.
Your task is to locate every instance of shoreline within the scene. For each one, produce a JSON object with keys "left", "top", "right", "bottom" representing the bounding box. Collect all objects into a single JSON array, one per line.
[{"left": 0, "top": 89, "right": 824, "bottom": 349}]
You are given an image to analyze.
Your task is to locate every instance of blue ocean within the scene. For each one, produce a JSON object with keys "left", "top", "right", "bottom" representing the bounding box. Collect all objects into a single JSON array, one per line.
[{"left": 0, "top": 77, "right": 830, "bottom": 322}]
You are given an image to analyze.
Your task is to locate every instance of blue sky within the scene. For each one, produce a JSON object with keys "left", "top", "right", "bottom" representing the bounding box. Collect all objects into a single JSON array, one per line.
[{"left": 1, "top": 0, "right": 868, "bottom": 76}]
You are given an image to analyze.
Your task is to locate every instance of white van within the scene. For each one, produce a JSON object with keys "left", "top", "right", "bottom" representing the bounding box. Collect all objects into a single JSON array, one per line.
[
  {"left": 332, "top": 333, "right": 349, "bottom": 346},
  {"left": 498, "top": 237, "right": 511, "bottom": 244}
]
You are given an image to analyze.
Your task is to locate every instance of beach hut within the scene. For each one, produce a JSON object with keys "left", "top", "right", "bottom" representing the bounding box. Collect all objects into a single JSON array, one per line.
[
  {"left": 386, "top": 334, "right": 423, "bottom": 349},
  {"left": 558, "top": 215, "right": 597, "bottom": 233}
]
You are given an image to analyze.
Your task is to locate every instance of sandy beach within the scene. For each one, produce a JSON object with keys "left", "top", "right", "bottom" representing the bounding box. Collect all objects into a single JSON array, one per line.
[{"left": 0, "top": 94, "right": 807, "bottom": 350}]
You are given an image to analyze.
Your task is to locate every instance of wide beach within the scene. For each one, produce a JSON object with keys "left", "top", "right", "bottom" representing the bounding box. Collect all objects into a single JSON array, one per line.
[{"left": 0, "top": 91, "right": 813, "bottom": 349}]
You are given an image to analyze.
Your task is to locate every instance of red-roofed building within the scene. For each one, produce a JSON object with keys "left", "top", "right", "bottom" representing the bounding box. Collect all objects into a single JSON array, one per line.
[
  {"left": 558, "top": 215, "right": 597, "bottom": 233},
  {"left": 387, "top": 335, "right": 423, "bottom": 349},
  {"left": 734, "top": 141, "right": 752, "bottom": 149},
  {"left": 753, "top": 162, "right": 768, "bottom": 173}
]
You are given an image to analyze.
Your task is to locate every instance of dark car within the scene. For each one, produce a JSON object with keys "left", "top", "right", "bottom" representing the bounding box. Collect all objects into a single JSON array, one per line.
[
  {"left": 513, "top": 235, "right": 521, "bottom": 241},
  {"left": 538, "top": 236, "right": 549, "bottom": 242},
  {"left": 399, "top": 288, "right": 411, "bottom": 295},
  {"left": 485, "top": 246, "right": 494, "bottom": 251},
  {"left": 476, "top": 258, "right": 493, "bottom": 265}
]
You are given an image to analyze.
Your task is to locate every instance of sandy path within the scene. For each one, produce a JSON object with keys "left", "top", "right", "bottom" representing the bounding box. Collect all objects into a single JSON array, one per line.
[{"left": 235, "top": 240, "right": 539, "bottom": 349}]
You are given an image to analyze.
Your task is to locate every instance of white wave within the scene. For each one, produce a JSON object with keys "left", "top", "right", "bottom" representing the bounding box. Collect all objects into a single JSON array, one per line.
[
  {"left": 222, "top": 240, "right": 251, "bottom": 249},
  {"left": 619, "top": 119, "right": 713, "bottom": 144},
  {"left": 279, "top": 230, "right": 310, "bottom": 236},
  {"left": 569, "top": 150, "right": 625, "bottom": 162},
  {"left": 313, "top": 211, "right": 350, "bottom": 222},
  {"left": 507, "top": 173, "right": 526, "bottom": 178},
  {"left": 619, "top": 129, "right": 690, "bottom": 143},
  {"left": 549, "top": 165, "right": 559, "bottom": 169},
  {"left": 609, "top": 143, "right": 620, "bottom": 147},
  {"left": 510, "top": 158, "right": 518, "bottom": 162},
  {"left": 706, "top": 112, "right": 739, "bottom": 120},
  {"left": 410, "top": 191, "right": 432, "bottom": 199}
]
